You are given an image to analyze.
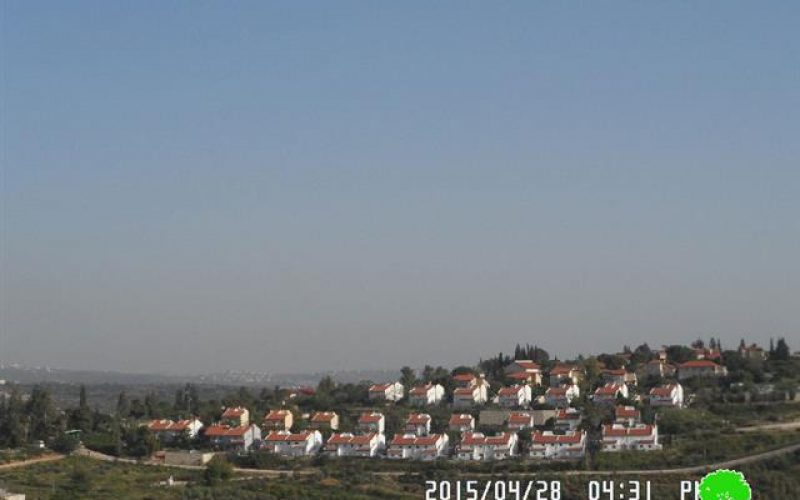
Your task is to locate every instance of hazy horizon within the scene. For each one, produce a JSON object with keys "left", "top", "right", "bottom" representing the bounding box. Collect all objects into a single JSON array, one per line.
[{"left": 3, "top": 2, "right": 798, "bottom": 374}]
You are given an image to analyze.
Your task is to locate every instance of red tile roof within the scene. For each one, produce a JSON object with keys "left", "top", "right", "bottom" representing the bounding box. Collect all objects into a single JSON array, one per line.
[
  {"left": 498, "top": 385, "right": 524, "bottom": 396},
  {"left": 449, "top": 414, "right": 475, "bottom": 426},
  {"left": 358, "top": 412, "right": 384, "bottom": 424},
  {"left": 508, "top": 372, "right": 535, "bottom": 381},
  {"left": 603, "top": 424, "right": 655, "bottom": 437},
  {"left": 649, "top": 385, "right": 678, "bottom": 397},
  {"left": 550, "top": 365, "right": 578, "bottom": 376},
  {"left": 326, "top": 433, "right": 376, "bottom": 446},
  {"left": 264, "top": 430, "right": 315, "bottom": 442},
  {"left": 263, "top": 410, "right": 291, "bottom": 421},
  {"left": 507, "top": 412, "right": 533, "bottom": 425},
  {"left": 603, "top": 369, "right": 627, "bottom": 376},
  {"left": 511, "top": 360, "right": 541, "bottom": 371},
  {"left": 148, "top": 419, "right": 197, "bottom": 432},
  {"left": 221, "top": 407, "right": 247, "bottom": 418},
  {"left": 453, "top": 374, "right": 477, "bottom": 382},
  {"left": 409, "top": 384, "right": 434, "bottom": 396},
  {"left": 406, "top": 413, "right": 431, "bottom": 425},
  {"left": 461, "top": 432, "right": 514, "bottom": 446},
  {"left": 546, "top": 387, "right": 568, "bottom": 396},
  {"left": 615, "top": 406, "right": 640, "bottom": 419},
  {"left": 310, "top": 412, "right": 337, "bottom": 423},
  {"left": 532, "top": 431, "right": 584, "bottom": 444},
  {"left": 369, "top": 383, "right": 393, "bottom": 392},
  {"left": 556, "top": 409, "right": 581, "bottom": 420},
  {"left": 594, "top": 384, "right": 623, "bottom": 396},
  {"left": 391, "top": 434, "right": 443, "bottom": 447},
  {"left": 205, "top": 424, "right": 251, "bottom": 437}
]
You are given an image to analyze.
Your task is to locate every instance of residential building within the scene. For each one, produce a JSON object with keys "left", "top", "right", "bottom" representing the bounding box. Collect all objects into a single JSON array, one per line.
[
  {"left": 498, "top": 385, "right": 532, "bottom": 408},
  {"left": 544, "top": 384, "right": 580, "bottom": 407},
  {"left": 554, "top": 408, "right": 582, "bottom": 432},
  {"left": 357, "top": 412, "right": 385, "bottom": 435},
  {"left": 147, "top": 418, "right": 204, "bottom": 442},
  {"left": 548, "top": 365, "right": 583, "bottom": 387},
  {"left": 601, "top": 424, "right": 661, "bottom": 452},
  {"left": 593, "top": 383, "right": 629, "bottom": 405},
  {"left": 456, "top": 432, "right": 518, "bottom": 461},
  {"left": 452, "top": 373, "right": 481, "bottom": 388},
  {"left": 449, "top": 414, "right": 476, "bottom": 433},
  {"left": 530, "top": 431, "right": 586, "bottom": 459},
  {"left": 324, "top": 432, "right": 384, "bottom": 457},
  {"left": 263, "top": 430, "right": 323, "bottom": 457},
  {"left": 387, "top": 433, "right": 449, "bottom": 460},
  {"left": 309, "top": 411, "right": 339, "bottom": 431},
  {"left": 738, "top": 343, "right": 767, "bottom": 361},
  {"left": 220, "top": 407, "right": 250, "bottom": 427},
  {"left": 404, "top": 413, "right": 432, "bottom": 436},
  {"left": 408, "top": 384, "right": 446, "bottom": 406},
  {"left": 506, "top": 412, "right": 535, "bottom": 431},
  {"left": 368, "top": 382, "right": 405, "bottom": 402},
  {"left": 678, "top": 360, "right": 728, "bottom": 380},
  {"left": 453, "top": 384, "right": 488, "bottom": 408},
  {"left": 262, "top": 410, "right": 293, "bottom": 432},
  {"left": 614, "top": 406, "right": 641, "bottom": 427},
  {"left": 648, "top": 383, "right": 684, "bottom": 408},
  {"left": 205, "top": 423, "right": 261, "bottom": 451},
  {"left": 601, "top": 369, "right": 637, "bottom": 386},
  {"left": 643, "top": 359, "right": 676, "bottom": 378},
  {"left": 504, "top": 360, "right": 543, "bottom": 386}
]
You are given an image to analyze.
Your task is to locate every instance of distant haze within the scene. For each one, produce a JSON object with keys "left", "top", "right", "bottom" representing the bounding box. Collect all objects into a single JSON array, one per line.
[{"left": 3, "top": 2, "right": 798, "bottom": 374}]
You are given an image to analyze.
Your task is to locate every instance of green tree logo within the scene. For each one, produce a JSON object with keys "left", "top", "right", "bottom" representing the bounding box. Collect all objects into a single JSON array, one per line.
[{"left": 699, "top": 469, "right": 752, "bottom": 500}]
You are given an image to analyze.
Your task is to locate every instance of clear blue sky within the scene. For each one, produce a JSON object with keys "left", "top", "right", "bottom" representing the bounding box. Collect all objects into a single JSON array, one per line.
[{"left": 3, "top": 1, "right": 798, "bottom": 373}]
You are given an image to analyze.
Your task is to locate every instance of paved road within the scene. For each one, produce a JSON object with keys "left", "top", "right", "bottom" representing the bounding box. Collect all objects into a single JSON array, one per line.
[
  {"left": 0, "top": 454, "right": 65, "bottom": 470},
  {"left": 7, "top": 441, "right": 800, "bottom": 479},
  {"left": 736, "top": 420, "right": 800, "bottom": 433}
]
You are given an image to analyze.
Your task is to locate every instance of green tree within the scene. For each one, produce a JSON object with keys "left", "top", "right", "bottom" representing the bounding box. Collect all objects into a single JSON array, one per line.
[
  {"left": 400, "top": 366, "right": 417, "bottom": 390},
  {"left": 204, "top": 455, "right": 234, "bottom": 485},
  {"left": 773, "top": 338, "right": 791, "bottom": 361}
]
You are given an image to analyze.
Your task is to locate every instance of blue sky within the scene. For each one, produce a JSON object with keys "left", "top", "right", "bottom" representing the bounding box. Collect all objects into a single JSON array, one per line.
[{"left": 3, "top": 1, "right": 798, "bottom": 373}]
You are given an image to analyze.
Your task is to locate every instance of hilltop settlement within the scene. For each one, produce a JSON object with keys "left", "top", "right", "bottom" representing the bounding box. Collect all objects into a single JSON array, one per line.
[{"left": 0, "top": 337, "right": 797, "bottom": 468}]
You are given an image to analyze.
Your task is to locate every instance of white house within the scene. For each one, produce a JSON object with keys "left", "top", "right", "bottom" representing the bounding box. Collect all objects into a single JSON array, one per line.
[
  {"left": 643, "top": 360, "right": 676, "bottom": 378},
  {"left": 497, "top": 385, "right": 532, "bottom": 408},
  {"left": 452, "top": 373, "right": 481, "bottom": 388},
  {"left": 449, "top": 414, "right": 476, "bottom": 433},
  {"left": 309, "top": 411, "right": 339, "bottom": 431},
  {"left": 263, "top": 430, "right": 323, "bottom": 457},
  {"left": 592, "top": 383, "right": 629, "bottom": 405},
  {"left": 262, "top": 410, "right": 293, "bottom": 432},
  {"left": 544, "top": 384, "right": 580, "bottom": 407},
  {"left": 387, "top": 433, "right": 449, "bottom": 460},
  {"left": 601, "top": 369, "right": 637, "bottom": 386},
  {"left": 324, "top": 432, "right": 384, "bottom": 457},
  {"left": 368, "top": 382, "right": 404, "bottom": 402},
  {"left": 614, "top": 406, "right": 641, "bottom": 427},
  {"left": 506, "top": 412, "right": 535, "bottom": 431},
  {"left": 408, "top": 384, "right": 446, "bottom": 406},
  {"left": 554, "top": 408, "right": 582, "bottom": 432},
  {"left": 548, "top": 365, "right": 583, "bottom": 387},
  {"left": 530, "top": 430, "right": 586, "bottom": 459},
  {"left": 453, "top": 385, "right": 488, "bottom": 408},
  {"left": 456, "top": 432, "right": 518, "bottom": 461},
  {"left": 648, "top": 383, "right": 684, "bottom": 408},
  {"left": 504, "top": 360, "right": 543, "bottom": 386},
  {"left": 678, "top": 361, "right": 727, "bottom": 380},
  {"left": 357, "top": 412, "right": 385, "bottom": 435},
  {"left": 205, "top": 423, "right": 261, "bottom": 451},
  {"left": 404, "top": 413, "right": 432, "bottom": 436},
  {"left": 601, "top": 424, "right": 662, "bottom": 452},
  {"left": 148, "top": 418, "right": 204, "bottom": 442},
  {"left": 220, "top": 407, "right": 250, "bottom": 427}
]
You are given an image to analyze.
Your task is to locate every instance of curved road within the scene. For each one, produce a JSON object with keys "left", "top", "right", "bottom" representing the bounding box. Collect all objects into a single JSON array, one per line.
[{"left": 4, "top": 442, "right": 799, "bottom": 478}]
